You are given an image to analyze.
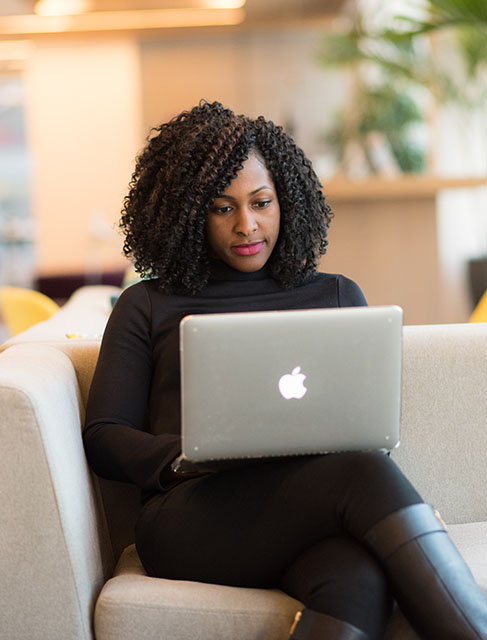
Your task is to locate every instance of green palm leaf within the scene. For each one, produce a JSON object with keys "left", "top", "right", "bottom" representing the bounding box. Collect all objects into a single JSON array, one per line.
[
  {"left": 397, "top": 0, "right": 487, "bottom": 78},
  {"left": 398, "top": 0, "right": 487, "bottom": 33}
]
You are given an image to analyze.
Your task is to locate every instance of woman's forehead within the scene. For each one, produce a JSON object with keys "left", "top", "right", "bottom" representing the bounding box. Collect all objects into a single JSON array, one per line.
[{"left": 215, "top": 152, "right": 275, "bottom": 198}]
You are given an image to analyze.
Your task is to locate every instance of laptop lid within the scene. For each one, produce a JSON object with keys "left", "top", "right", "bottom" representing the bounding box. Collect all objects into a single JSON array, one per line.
[{"left": 179, "top": 305, "right": 402, "bottom": 463}]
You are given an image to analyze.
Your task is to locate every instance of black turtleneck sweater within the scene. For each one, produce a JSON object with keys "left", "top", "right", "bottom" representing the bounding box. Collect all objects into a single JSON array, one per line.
[{"left": 83, "top": 262, "right": 366, "bottom": 498}]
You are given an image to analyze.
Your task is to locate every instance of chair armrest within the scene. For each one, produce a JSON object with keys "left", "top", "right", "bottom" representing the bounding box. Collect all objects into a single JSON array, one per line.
[
  {"left": 393, "top": 323, "right": 487, "bottom": 525},
  {"left": 0, "top": 344, "right": 113, "bottom": 640}
]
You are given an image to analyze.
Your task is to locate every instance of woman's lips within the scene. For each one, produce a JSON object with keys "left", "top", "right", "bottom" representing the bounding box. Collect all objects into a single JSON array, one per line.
[{"left": 231, "top": 241, "right": 264, "bottom": 256}]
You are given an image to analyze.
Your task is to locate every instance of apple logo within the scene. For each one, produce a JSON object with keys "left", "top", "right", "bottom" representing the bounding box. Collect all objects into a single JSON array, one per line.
[{"left": 278, "top": 366, "right": 308, "bottom": 400}]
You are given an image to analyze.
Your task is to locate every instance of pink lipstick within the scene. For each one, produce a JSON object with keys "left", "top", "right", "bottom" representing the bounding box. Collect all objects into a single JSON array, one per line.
[{"left": 231, "top": 241, "right": 264, "bottom": 256}]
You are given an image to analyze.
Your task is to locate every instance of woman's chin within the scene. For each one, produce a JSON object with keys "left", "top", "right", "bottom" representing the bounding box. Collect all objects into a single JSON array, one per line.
[{"left": 228, "top": 254, "right": 270, "bottom": 272}]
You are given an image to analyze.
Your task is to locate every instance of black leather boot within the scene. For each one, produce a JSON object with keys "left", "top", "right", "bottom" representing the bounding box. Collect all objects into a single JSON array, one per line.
[
  {"left": 364, "top": 502, "right": 487, "bottom": 639},
  {"left": 289, "top": 609, "right": 368, "bottom": 639}
]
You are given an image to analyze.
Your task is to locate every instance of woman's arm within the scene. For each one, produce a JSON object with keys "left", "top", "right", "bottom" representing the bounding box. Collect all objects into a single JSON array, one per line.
[
  {"left": 83, "top": 283, "right": 180, "bottom": 492},
  {"left": 337, "top": 275, "right": 368, "bottom": 307}
]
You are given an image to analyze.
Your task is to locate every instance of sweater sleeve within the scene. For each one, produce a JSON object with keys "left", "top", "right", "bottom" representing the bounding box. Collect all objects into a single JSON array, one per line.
[
  {"left": 337, "top": 275, "right": 368, "bottom": 307},
  {"left": 83, "top": 283, "right": 180, "bottom": 492}
]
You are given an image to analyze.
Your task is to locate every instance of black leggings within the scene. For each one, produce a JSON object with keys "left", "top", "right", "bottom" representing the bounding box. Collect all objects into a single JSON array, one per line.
[{"left": 135, "top": 452, "right": 422, "bottom": 639}]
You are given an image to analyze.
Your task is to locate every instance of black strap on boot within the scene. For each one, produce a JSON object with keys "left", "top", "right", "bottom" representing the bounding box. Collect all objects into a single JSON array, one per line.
[
  {"left": 289, "top": 609, "right": 368, "bottom": 640},
  {"left": 364, "top": 503, "right": 487, "bottom": 640}
]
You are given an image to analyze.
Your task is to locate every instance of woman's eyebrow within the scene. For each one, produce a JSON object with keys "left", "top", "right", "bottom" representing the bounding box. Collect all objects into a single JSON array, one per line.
[{"left": 215, "top": 185, "right": 271, "bottom": 200}]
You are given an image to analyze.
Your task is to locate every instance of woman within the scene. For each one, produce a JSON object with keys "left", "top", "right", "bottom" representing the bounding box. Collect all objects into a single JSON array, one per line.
[{"left": 83, "top": 101, "right": 487, "bottom": 640}]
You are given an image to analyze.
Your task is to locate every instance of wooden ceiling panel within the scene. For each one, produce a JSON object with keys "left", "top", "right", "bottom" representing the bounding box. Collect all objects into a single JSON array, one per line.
[{"left": 0, "top": 0, "right": 347, "bottom": 19}]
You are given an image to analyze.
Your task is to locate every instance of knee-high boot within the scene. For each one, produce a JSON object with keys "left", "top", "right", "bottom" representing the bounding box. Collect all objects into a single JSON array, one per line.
[
  {"left": 364, "top": 502, "right": 487, "bottom": 640},
  {"left": 289, "top": 609, "right": 368, "bottom": 639}
]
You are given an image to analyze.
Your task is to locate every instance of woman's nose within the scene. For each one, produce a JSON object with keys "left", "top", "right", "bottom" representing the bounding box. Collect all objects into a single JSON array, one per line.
[{"left": 234, "top": 208, "right": 258, "bottom": 236}]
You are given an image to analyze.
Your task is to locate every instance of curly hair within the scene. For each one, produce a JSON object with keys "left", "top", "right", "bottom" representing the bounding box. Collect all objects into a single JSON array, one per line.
[{"left": 120, "top": 100, "right": 333, "bottom": 295}]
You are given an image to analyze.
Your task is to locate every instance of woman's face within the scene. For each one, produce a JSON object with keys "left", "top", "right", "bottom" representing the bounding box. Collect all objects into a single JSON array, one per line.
[{"left": 206, "top": 151, "right": 281, "bottom": 272}]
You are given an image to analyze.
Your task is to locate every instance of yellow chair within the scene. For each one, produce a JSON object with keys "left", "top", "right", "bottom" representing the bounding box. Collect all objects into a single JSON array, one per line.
[
  {"left": 0, "top": 286, "right": 60, "bottom": 336},
  {"left": 470, "top": 289, "right": 487, "bottom": 323}
]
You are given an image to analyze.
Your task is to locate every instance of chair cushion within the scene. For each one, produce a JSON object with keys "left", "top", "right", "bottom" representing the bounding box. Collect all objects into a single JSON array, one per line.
[
  {"left": 95, "top": 522, "right": 487, "bottom": 640},
  {"left": 94, "top": 545, "right": 301, "bottom": 640},
  {"left": 448, "top": 521, "right": 487, "bottom": 593}
]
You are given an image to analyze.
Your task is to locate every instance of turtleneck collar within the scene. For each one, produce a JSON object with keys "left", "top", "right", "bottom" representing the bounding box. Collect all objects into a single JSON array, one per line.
[{"left": 209, "top": 259, "right": 273, "bottom": 282}]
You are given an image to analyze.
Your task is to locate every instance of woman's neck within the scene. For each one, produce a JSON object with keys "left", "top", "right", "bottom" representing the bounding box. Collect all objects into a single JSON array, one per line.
[{"left": 209, "top": 259, "right": 273, "bottom": 282}]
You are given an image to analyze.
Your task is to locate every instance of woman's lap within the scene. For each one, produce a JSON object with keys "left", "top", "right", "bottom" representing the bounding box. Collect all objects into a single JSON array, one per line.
[{"left": 135, "top": 451, "right": 422, "bottom": 588}]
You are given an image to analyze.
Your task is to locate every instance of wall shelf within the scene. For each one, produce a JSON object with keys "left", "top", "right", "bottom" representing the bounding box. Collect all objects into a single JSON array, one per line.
[
  {"left": 318, "top": 174, "right": 487, "bottom": 324},
  {"left": 323, "top": 175, "right": 487, "bottom": 203}
]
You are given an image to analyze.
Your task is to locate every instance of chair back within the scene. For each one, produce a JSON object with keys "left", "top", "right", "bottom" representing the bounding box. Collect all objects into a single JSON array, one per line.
[
  {"left": 0, "top": 286, "right": 60, "bottom": 335},
  {"left": 69, "top": 341, "right": 142, "bottom": 560},
  {"left": 470, "top": 289, "right": 487, "bottom": 322}
]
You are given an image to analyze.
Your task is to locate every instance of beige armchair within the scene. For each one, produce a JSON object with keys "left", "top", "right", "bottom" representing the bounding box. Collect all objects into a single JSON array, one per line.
[{"left": 1, "top": 286, "right": 486, "bottom": 640}]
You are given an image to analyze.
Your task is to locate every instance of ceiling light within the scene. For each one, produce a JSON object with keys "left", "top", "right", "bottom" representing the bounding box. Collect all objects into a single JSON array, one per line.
[
  {"left": 0, "top": 8, "right": 246, "bottom": 35},
  {"left": 34, "top": 0, "right": 92, "bottom": 16},
  {"left": 203, "top": 0, "right": 246, "bottom": 7}
]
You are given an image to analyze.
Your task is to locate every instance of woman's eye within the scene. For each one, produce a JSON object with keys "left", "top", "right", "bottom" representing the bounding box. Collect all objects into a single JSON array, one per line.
[
  {"left": 253, "top": 200, "right": 271, "bottom": 209},
  {"left": 212, "top": 205, "right": 232, "bottom": 215}
]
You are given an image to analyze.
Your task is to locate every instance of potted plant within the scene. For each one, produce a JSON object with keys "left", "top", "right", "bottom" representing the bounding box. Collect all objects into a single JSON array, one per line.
[
  {"left": 316, "top": 0, "right": 487, "bottom": 177},
  {"left": 399, "top": 0, "right": 487, "bottom": 309}
]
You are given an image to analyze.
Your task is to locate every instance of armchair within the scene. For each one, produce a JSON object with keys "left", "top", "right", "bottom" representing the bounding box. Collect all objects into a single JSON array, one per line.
[{"left": 1, "top": 287, "right": 486, "bottom": 640}]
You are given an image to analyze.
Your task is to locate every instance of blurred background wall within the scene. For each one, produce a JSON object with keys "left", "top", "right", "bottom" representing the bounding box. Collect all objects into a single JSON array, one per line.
[
  {"left": 26, "top": 37, "right": 142, "bottom": 275},
  {"left": 0, "top": 0, "right": 486, "bottom": 323}
]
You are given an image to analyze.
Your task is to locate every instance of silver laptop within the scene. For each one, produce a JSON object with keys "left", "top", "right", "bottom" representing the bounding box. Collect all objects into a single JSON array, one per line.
[{"left": 176, "top": 305, "right": 402, "bottom": 471}]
